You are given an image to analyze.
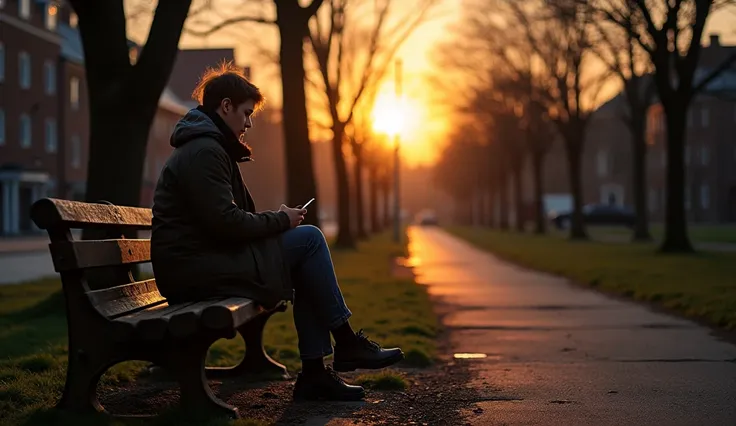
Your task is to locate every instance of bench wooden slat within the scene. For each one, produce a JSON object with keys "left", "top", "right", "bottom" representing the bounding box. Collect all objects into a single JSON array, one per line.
[
  {"left": 30, "top": 198, "right": 152, "bottom": 231},
  {"left": 49, "top": 239, "right": 152, "bottom": 272},
  {"left": 113, "top": 298, "right": 260, "bottom": 340},
  {"left": 202, "top": 298, "right": 262, "bottom": 331},
  {"left": 87, "top": 279, "right": 166, "bottom": 318},
  {"left": 113, "top": 301, "right": 196, "bottom": 340}
]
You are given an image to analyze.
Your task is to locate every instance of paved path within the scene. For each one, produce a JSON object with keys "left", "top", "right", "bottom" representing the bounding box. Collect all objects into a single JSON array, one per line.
[{"left": 408, "top": 226, "right": 736, "bottom": 426}]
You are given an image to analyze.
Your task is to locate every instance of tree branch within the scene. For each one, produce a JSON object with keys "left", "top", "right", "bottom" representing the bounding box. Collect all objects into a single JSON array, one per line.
[
  {"left": 185, "top": 14, "right": 275, "bottom": 37},
  {"left": 69, "top": 0, "right": 131, "bottom": 92},
  {"left": 134, "top": 0, "right": 194, "bottom": 100},
  {"left": 304, "top": 0, "right": 326, "bottom": 19}
]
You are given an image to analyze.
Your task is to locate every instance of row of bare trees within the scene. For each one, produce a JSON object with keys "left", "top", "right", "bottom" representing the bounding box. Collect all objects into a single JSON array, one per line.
[
  {"left": 432, "top": 0, "right": 735, "bottom": 253},
  {"left": 69, "top": 0, "right": 435, "bottom": 248}
]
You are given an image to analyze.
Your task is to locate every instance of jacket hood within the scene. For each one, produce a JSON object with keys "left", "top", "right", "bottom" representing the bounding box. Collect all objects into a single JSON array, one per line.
[
  {"left": 171, "top": 107, "right": 253, "bottom": 162},
  {"left": 170, "top": 108, "right": 222, "bottom": 148}
]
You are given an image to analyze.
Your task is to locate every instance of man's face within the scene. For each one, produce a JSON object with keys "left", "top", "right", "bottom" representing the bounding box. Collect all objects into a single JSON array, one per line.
[{"left": 219, "top": 98, "right": 255, "bottom": 142}]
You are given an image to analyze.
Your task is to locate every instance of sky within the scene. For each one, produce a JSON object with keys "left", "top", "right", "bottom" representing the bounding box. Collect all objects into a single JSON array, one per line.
[{"left": 127, "top": 0, "right": 736, "bottom": 167}]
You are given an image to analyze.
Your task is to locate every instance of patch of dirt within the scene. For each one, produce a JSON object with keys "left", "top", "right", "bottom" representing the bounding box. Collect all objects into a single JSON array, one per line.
[
  {"left": 98, "top": 259, "right": 485, "bottom": 424},
  {"left": 100, "top": 344, "right": 482, "bottom": 425}
]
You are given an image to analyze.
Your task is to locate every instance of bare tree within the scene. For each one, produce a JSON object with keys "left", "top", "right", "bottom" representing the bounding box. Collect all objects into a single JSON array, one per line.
[
  {"left": 469, "top": 86, "right": 527, "bottom": 231},
  {"left": 433, "top": 125, "right": 487, "bottom": 225},
  {"left": 69, "top": 0, "right": 193, "bottom": 217},
  {"left": 307, "top": 0, "right": 437, "bottom": 248},
  {"left": 586, "top": 0, "right": 736, "bottom": 252},
  {"left": 432, "top": 0, "right": 596, "bottom": 236},
  {"left": 503, "top": 0, "right": 608, "bottom": 239},
  {"left": 188, "top": 0, "right": 325, "bottom": 227},
  {"left": 346, "top": 97, "right": 376, "bottom": 239},
  {"left": 583, "top": 4, "right": 657, "bottom": 241}
]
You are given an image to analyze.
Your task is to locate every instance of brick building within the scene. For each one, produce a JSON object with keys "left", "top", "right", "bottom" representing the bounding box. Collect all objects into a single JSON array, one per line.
[
  {"left": 560, "top": 34, "right": 736, "bottom": 223},
  {"left": 646, "top": 82, "right": 736, "bottom": 222},
  {"left": 0, "top": 0, "right": 190, "bottom": 235}
]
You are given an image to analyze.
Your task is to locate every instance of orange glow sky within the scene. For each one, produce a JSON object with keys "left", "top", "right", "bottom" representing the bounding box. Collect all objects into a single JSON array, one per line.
[{"left": 127, "top": 0, "right": 736, "bottom": 167}]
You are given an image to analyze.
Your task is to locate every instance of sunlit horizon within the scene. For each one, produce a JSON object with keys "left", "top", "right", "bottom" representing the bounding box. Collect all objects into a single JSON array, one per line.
[{"left": 124, "top": 0, "right": 736, "bottom": 168}]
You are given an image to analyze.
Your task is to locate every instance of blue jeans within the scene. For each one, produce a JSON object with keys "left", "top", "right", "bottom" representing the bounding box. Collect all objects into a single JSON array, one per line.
[{"left": 282, "top": 225, "right": 353, "bottom": 359}]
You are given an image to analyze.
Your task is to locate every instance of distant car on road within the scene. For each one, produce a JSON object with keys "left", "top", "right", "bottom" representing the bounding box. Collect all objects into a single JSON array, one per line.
[
  {"left": 415, "top": 210, "right": 439, "bottom": 226},
  {"left": 550, "top": 204, "right": 635, "bottom": 230}
]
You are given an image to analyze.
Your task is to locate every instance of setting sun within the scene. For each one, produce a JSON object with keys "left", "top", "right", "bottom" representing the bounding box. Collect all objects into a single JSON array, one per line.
[{"left": 371, "top": 89, "right": 420, "bottom": 139}]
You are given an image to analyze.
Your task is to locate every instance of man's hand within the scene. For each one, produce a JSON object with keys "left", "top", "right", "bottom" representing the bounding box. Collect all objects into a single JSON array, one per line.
[{"left": 279, "top": 204, "right": 307, "bottom": 228}]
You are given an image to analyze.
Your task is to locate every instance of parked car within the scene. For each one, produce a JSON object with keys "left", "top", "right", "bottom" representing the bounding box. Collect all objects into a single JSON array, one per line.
[
  {"left": 415, "top": 209, "right": 439, "bottom": 226},
  {"left": 550, "top": 204, "right": 635, "bottom": 230}
]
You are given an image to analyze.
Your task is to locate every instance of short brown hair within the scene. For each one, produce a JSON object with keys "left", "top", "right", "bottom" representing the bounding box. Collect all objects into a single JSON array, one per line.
[{"left": 191, "top": 61, "right": 265, "bottom": 112}]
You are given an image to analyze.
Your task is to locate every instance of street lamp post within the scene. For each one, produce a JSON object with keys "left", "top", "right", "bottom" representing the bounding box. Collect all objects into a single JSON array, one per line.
[{"left": 393, "top": 59, "right": 402, "bottom": 243}]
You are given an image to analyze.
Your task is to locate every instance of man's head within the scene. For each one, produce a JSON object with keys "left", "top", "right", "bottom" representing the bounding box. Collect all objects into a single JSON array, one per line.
[{"left": 192, "top": 61, "right": 265, "bottom": 140}]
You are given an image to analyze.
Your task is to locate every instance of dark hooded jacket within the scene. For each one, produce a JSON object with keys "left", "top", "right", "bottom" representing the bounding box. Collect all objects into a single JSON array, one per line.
[{"left": 150, "top": 107, "right": 293, "bottom": 308}]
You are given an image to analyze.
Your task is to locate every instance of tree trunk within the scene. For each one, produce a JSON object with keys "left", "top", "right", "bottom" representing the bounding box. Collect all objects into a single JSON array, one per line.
[
  {"left": 498, "top": 173, "right": 509, "bottom": 230},
  {"left": 331, "top": 124, "right": 354, "bottom": 248},
  {"left": 85, "top": 103, "right": 153, "bottom": 209},
  {"left": 660, "top": 103, "right": 694, "bottom": 253},
  {"left": 630, "top": 115, "right": 652, "bottom": 242},
  {"left": 512, "top": 163, "right": 525, "bottom": 232},
  {"left": 353, "top": 143, "right": 368, "bottom": 239},
  {"left": 71, "top": 0, "right": 191, "bottom": 285},
  {"left": 276, "top": 12, "right": 320, "bottom": 227},
  {"left": 564, "top": 134, "right": 587, "bottom": 240},
  {"left": 368, "top": 167, "right": 380, "bottom": 233},
  {"left": 382, "top": 179, "right": 391, "bottom": 230},
  {"left": 531, "top": 152, "right": 546, "bottom": 234},
  {"left": 456, "top": 197, "right": 473, "bottom": 225},
  {"left": 486, "top": 186, "right": 497, "bottom": 228}
]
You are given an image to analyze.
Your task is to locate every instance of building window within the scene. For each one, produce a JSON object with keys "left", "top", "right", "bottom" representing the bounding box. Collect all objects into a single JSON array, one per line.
[
  {"left": 701, "top": 108, "right": 710, "bottom": 128},
  {"left": 19, "top": 0, "right": 30, "bottom": 19},
  {"left": 597, "top": 150, "right": 608, "bottom": 177},
  {"left": 20, "top": 114, "right": 32, "bottom": 148},
  {"left": 70, "top": 77, "right": 80, "bottom": 110},
  {"left": 0, "top": 109, "right": 5, "bottom": 146},
  {"left": 700, "top": 184, "right": 710, "bottom": 210},
  {"left": 0, "top": 42, "right": 4, "bottom": 83},
  {"left": 46, "top": 3, "right": 58, "bottom": 31},
  {"left": 71, "top": 136, "right": 81, "bottom": 169},
  {"left": 45, "top": 119, "right": 57, "bottom": 153},
  {"left": 69, "top": 12, "right": 78, "bottom": 28},
  {"left": 19, "top": 52, "right": 31, "bottom": 89},
  {"left": 701, "top": 146, "right": 709, "bottom": 166},
  {"left": 44, "top": 61, "right": 56, "bottom": 95}
]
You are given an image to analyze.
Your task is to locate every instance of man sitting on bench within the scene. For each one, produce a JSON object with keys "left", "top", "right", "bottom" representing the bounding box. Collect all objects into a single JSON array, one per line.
[{"left": 150, "top": 62, "right": 403, "bottom": 401}]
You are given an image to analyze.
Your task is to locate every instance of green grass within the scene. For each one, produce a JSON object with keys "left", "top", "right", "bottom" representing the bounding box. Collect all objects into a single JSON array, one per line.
[
  {"left": 564, "top": 224, "right": 736, "bottom": 244},
  {"left": 355, "top": 370, "right": 407, "bottom": 391},
  {"left": 0, "top": 232, "right": 437, "bottom": 425},
  {"left": 447, "top": 226, "right": 736, "bottom": 331}
]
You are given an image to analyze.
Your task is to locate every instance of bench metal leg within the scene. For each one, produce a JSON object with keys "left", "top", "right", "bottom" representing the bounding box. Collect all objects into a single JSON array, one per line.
[
  {"left": 163, "top": 340, "right": 240, "bottom": 419},
  {"left": 57, "top": 347, "right": 108, "bottom": 414},
  {"left": 206, "top": 307, "right": 289, "bottom": 380}
]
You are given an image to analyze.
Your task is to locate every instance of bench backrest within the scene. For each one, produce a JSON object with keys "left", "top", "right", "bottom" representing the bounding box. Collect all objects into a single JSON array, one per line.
[{"left": 30, "top": 198, "right": 166, "bottom": 319}]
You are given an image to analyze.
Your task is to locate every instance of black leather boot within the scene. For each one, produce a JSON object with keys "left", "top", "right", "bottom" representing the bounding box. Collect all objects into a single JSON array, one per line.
[
  {"left": 293, "top": 366, "right": 366, "bottom": 401},
  {"left": 333, "top": 330, "right": 404, "bottom": 372}
]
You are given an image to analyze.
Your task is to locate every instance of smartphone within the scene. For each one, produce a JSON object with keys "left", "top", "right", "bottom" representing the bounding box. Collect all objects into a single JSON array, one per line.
[{"left": 302, "top": 198, "right": 315, "bottom": 209}]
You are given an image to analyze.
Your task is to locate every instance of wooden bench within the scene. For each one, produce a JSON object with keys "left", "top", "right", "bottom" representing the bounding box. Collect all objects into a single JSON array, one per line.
[{"left": 30, "top": 197, "right": 289, "bottom": 419}]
